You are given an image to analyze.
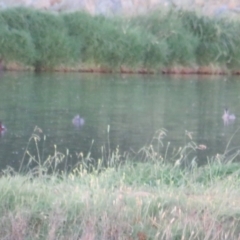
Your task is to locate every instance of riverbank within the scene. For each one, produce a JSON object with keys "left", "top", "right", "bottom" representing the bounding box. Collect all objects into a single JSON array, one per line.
[
  {"left": 1, "top": 7, "right": 240, "bottom": 75},
  {"left": 1, "top": 129, "right": 240, "bottom": 239},
  {"left": 1, "top": 159, "right": 240, "bottom": 239}
]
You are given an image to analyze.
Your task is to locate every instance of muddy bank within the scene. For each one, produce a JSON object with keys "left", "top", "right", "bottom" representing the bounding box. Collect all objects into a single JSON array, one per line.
[{"left": 3, "top": 62, "right": 240, "bottom": 75}]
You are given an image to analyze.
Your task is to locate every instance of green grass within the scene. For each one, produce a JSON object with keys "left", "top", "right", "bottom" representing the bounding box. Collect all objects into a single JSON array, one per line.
[
  {"left": 0, "top": 7, "right": 73, "bottom": 70},
  {"left": 1, "top": 128, "right": 240, "bottom": 239},
  {"left": 1, "top": 7, "right": 240, "bottom": 72}
]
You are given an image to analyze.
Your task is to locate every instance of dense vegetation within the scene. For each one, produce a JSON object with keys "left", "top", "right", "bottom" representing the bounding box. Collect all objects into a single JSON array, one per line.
[
  {"left": 0, "top": 7, "right": 240, "bottom": 73},
  {"left": 1, "top": 128, "right": 240, "bottom": 239}
]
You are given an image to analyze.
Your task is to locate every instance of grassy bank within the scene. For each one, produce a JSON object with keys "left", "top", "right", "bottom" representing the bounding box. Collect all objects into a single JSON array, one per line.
[
  {"left": 1, "top": 7, "right": 240, "bottom": 74},
  {"left": 1, "top": 129, "right": 240, "bottom": 239},
  {"left": 2, "top": 161, "right": 240, "bottom": 239}
]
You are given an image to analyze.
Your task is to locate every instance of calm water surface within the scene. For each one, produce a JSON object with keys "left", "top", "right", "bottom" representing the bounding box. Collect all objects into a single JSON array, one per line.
[{"left": 0, "top": 72, "right": 240, "bottom": 170}]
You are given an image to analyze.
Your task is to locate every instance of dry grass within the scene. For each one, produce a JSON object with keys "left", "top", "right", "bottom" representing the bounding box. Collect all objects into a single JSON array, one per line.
[
  {"left": 0, "top": 128, "right": 240, "bottom": 239},
  {"left": 0, "top": 174, "right": 240, "bottom": 239}
]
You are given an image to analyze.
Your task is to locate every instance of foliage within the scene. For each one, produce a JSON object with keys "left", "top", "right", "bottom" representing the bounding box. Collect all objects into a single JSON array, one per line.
[
  {"left": 0, "top": 7, "right": 240, "bottom": 71},
  {"left": 1, "top": 128, "right": 240, "bottom": 239},
  {"left": 0, "top": 26, "right": 36, "bottom": 65},
  {"left": 0, "top": 8, "right": 72, "bottom": 69},
  {"left": 180, "top": 10, "right": 240, "bottom": 67}
]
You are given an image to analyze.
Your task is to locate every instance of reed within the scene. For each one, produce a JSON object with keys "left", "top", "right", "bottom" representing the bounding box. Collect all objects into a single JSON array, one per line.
[
  {"left": 0, "top": 7, "right": 72, "bottom": 69},
  {"left": 0, "top": 128, "right": 240, "bottom": 239},
  {"left": 0, "top": 7, "right": 240, "bottom": 72}
]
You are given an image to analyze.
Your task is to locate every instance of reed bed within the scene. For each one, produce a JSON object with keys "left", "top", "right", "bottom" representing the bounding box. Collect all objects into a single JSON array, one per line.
[
  {"left": 0, "top": 7, "right": 240, "bottom": 73},
  {"left": 1, "top": 128, "right": 240, "bottom": 239}
]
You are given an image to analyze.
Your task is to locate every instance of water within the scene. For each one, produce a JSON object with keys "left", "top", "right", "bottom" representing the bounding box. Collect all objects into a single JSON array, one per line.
[{"left": 0, "top": 71, "right": 239, "bottom": 171}]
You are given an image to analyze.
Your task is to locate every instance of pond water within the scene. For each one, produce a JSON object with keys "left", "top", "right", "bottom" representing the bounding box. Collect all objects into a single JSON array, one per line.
[{"left": 0, "top": 71, "right": 239, "bottom": 171}]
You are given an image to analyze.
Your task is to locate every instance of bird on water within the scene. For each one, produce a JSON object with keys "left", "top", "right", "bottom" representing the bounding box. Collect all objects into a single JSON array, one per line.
[
  {"left": 72, "top": 115, "right": 85, "bottom": 127},
  {"left": 222, "top": 108, "right": 236, "bottom": 125},
  {"left": 0, "top": 121, "right": 6, "bottom": 131}
]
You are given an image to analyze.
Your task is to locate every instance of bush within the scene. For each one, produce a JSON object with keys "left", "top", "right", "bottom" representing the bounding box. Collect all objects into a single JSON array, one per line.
[
  {"left": 0, "top": 8, "right": 73, "bottom": 69},
  {"left": 0, "top": 26, "right": 36, "bottom": 65},
  {"left": 0, "top": 7, "right": 240, "bottom": 71}
]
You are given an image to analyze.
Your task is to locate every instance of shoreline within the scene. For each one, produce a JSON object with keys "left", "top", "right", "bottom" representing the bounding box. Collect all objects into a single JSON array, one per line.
[{"left": 4, "top": 63, "right": 240, "bottom": 75}]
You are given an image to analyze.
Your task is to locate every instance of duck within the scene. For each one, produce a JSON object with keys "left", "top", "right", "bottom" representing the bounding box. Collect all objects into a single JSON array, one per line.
[
  {"left": 72, "top": 115, "right": 85, "bottom": 127},
  {"left": 0, "top": 59, "right": 4, "bottom": 71},
  {"left": 222, "top": 108, "right": 236, "bottom": 120},
  {"left": 0, "top": 121, "right": 6, "bottom": 131},
  {"left": 222, "top": 108, "right": 236, "bottom": 126}
]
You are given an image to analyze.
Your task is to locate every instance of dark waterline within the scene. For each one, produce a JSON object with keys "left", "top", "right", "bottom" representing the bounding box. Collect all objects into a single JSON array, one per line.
[{"left": 0, "top": 72, "right": 239, "bottom": 171}]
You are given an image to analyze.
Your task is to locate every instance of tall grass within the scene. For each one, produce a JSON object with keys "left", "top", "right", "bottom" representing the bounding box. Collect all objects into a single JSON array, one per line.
[
  {"left": 180, "top": 10, "right": 240, "bottom": 67},
  {"left": 130, "top": 9, "right": 199, "bottom": 67},
  {"left": 1, "top": 127, "right": 240, "bottom": 239},
  {"left": 0, "top": 7, "right": 240, "bottom": 72},
  {"left": 0, "top": 8, "right": 72, "bottom": 69}
]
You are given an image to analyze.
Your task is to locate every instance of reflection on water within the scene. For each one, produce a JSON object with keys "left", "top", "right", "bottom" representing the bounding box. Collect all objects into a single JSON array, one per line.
[{"left": 0, "top": 72, "right": 239, "bottom": 170}]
